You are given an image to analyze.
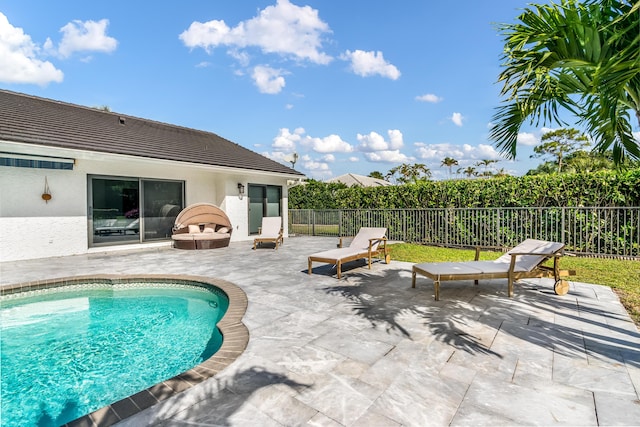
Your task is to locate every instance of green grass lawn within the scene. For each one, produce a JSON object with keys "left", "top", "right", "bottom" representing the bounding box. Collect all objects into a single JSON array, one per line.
[{"left": 389, "top": 243, "right": 640, "bottom": 325}]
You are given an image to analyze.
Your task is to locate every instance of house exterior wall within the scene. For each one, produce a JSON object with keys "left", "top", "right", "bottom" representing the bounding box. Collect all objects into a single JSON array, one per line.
[{"left": 0, "top": 142, "right": 293, "bottom": 262}]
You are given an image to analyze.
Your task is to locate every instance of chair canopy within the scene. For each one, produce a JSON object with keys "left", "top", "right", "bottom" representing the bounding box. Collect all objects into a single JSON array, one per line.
[{"left": 174, "top": 203, "right": 232, "bottom": 230}]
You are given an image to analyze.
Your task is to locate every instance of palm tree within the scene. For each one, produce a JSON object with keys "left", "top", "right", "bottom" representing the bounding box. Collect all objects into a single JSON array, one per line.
[
  {"left": 386, "top": 163, "right": 431, "bottom": 184},
  {"left": 475, "top": 159, "right": 498, "bottom": 176},
  {"left": 489, "top": 0, "right": 640, "bottom": 165},
  {"left": 495, "top": 168, "right": 510, "bottom": 177},
  {"left": 440, "top": 157, "right": 459, "bottom": 178},
  {"left": 463, "top": 166, "right": 477, "bottom": 178}
]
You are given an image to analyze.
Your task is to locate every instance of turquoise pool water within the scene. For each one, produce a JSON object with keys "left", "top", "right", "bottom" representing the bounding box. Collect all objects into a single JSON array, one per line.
[{"left": 0, "top": 282, "right": 228, "bottom": 427}]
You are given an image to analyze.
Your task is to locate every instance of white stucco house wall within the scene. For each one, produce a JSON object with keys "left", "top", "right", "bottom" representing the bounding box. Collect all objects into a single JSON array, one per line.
[{"left": 0, "top": 90, "right": 305, "bottom": 262}]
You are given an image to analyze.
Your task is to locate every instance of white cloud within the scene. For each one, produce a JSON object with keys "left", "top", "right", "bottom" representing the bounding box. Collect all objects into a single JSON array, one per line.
[
  {"left": 415, "top": 143, "right": 464, "bottom": 160},
  {"left": 348, "top": 156, "right": 360, "bottom": 162},
  {"left": 321, "top": 154, "right": 335, "bottom": 162},
  {"left": 634, "top": 131, "right": 640, "bottom": 142},
  {"left": 262, "top": 150, "right": 288, "bottom": 162},
  {"left": 415, "top": 142, "right": 500, "bottom": 162},
  {"left": 57, "top": 19, "right": 117, "bottom": 58},
  {"left": 388, "top": 129, "right": 403, "bottom": 149},
  {"left": 517, "top": 132, "right": 539, "bottom": 146},
  {"left": 357, "top": 131, "right": 387, "bottom": 151},
  {"left": 252, "top": 65, "right": 286, "bottom": 94},
  {"left": 301, "top": 157, "right": 333, "bottom": 179},
  {"left": 475, "top": 144, "right": 501, "bottom": 159},
  {"left": 228, "top": 49, "right": 250, "bottom": 67},
  {"left": 340, "top": 49, "right": 400, "bottom": 80},
  {"left": 273, "top": 127, "right": 352, "bottom": 154},
  {"left": 0, "top": 13, "right": 63, "bottom": 85},
  {"left": 304, "top": 160, "right": 330, "bottom": 171},
  {"left": 357, "top": 129, "right": 403, "bottom": 152},
  {"left": 303, "top": 133, "right": 353, "bottom": 153},
  {"left": 416, "top": 93, "right": 442, "bottom": 103},
  {"left": 179, "top": 0, "right": 332, "bottom": 64},
  {"left": 272, "top": 127, "right": 304, "bottom": 151},
  {"left": 451, "top": 112, "right": 464, "bottom": 127},
  {"left": 363, "top": 150, "right": 410, "bottom": 163}
]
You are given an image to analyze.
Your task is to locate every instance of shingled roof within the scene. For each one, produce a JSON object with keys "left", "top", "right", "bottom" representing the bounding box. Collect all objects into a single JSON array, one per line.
[{"left": 0, "top": 90, "right": 304, "bottom": 176}]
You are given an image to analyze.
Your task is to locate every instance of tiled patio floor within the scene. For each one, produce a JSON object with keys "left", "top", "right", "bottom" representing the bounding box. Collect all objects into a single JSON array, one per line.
[{"left": 2, "top": 236, "right": 639, "bottom": 426}]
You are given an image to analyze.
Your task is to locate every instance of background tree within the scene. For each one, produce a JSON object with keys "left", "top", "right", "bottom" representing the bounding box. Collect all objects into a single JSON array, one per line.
[
  {"left": 440, "top": 157, "right": 459, "bottom": 178},
  {"left": 475, "top": 159, "right": 498, "bottom": 176},
  {"left": 463, "top": 166, "right": 477, "bottom": 178},
  {"left": 490, "top": 0, "right": 640, "bottom": 165},
  {"left": 527, "top": 149, "right": 638, "bottom": 175},
  {"left": 494, "top": 168, "right": 510, "bottom": 177},
  {"left": 368, "top": 171, "right": 386, "bottom": 180},
  {"left": 386, "top": 163, "right": 431, "bottom": 184},
  {"left": 531, "top": 128, "right": 589, "bottom": 173}
]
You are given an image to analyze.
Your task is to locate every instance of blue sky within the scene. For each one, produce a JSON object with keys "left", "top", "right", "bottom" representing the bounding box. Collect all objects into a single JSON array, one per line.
[{"left": 1, "top": 0, "right": 562, "bottom": 180}]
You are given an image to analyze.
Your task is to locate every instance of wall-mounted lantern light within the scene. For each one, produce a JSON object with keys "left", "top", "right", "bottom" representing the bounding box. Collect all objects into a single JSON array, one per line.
[{"left": 237, "top": 183, "right": 245, "bottom": 199}]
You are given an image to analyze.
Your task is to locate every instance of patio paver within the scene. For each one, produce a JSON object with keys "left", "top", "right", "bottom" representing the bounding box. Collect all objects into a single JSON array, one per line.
[{"left": 1, "top": 236, "right": 639, "bottom": 426}]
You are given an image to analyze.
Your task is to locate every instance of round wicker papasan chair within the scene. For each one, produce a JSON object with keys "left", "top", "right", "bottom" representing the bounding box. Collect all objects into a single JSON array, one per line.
[{"left": 171, "top": 203, "right": 233, "bottom": 249}]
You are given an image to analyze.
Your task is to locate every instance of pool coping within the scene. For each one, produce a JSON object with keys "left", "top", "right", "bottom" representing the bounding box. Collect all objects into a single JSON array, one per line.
[{"left": 1, "top": 274, "right": 249, "bottom": 427}]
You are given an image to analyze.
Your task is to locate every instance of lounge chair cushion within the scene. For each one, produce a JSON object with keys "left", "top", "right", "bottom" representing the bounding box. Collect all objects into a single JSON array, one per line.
[
  {"left": 192, "top": 232, "right": 229, "bottom": 240},
  {"left": 188, "top": 224, "right": 200, "bottom": 234},
  {"left": 347, "top": 227, "right": 387, "bottom": 250},
  {"left": 495, "top": 239, "right": 565, "bottom": 271},
  {"left": 257, "top": 217, "right": 282, "bottom": 238},
  {"left": 310, "top": 247, "right": 364, "bottom": 261},
  {"left": 416, "top": 261, "right": 531, "bottom": 277},
  {"left": 253, "top": 217, "right": 284, "bottom": 250},
  {"left": 203, "top": 227, "right": 215, "bottom": 233},
  {"left": 171, "top": 234, "right": 195, "bottom": 241},
  {"left": 217, "top": 227, "right": 230, "bottom": 234}
]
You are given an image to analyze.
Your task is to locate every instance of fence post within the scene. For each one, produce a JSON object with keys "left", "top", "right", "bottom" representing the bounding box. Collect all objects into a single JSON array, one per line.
[
  {"left": 445, "top": 209, "right": 449, "bottom": 247},
  {"left": 561, "top": 207, "right": 566, "bottom": 245},
  {"left": 496, "top": 208, "right": 501, "bottom": 246},
  {"left": 312, "top": 209, "right": 315, "bottom": 236}
]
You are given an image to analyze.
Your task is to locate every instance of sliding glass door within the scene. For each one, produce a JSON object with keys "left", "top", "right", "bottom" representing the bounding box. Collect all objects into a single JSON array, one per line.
[
  {"left": 142, "top": 180, "right": 183, "bottom": 241},
  {"left": 89, "top": 176, "right": 184, "bottom": 246}
]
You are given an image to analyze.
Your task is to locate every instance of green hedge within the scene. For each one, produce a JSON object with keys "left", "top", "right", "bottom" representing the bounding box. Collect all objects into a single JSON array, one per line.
[{"left": 289, "top": 169, "right": 640, "bottom": 209}]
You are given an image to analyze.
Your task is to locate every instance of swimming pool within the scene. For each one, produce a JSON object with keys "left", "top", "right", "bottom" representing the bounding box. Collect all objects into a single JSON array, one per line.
[{"left": 0, "top": 275, "right": 248, "bottom": 427}]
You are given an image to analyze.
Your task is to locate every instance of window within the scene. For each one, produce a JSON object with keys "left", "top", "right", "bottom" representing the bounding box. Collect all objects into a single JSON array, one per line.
[{"left": 0, "top": 152, "right": 74, "bottom": 170}]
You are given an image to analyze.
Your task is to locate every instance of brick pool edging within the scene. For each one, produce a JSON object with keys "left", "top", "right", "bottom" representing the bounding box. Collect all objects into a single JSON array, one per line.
[{"left": 1, "top": 274, "right": 249, "bottom": 427}]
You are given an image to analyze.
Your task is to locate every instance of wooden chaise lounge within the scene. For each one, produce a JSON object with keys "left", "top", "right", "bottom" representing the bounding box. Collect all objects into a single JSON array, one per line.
[
  {"left": 171, "top": 203, "right": 232, "bottom": 249},
  {"left": 308, "top": 227, "right": 390, "bottom": 278},
  {"left": 253, "top": 216, "right": 284, "bottom": 249},
  {"left": 412, "top": 239, "right": 572, "bottom": 300}
]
